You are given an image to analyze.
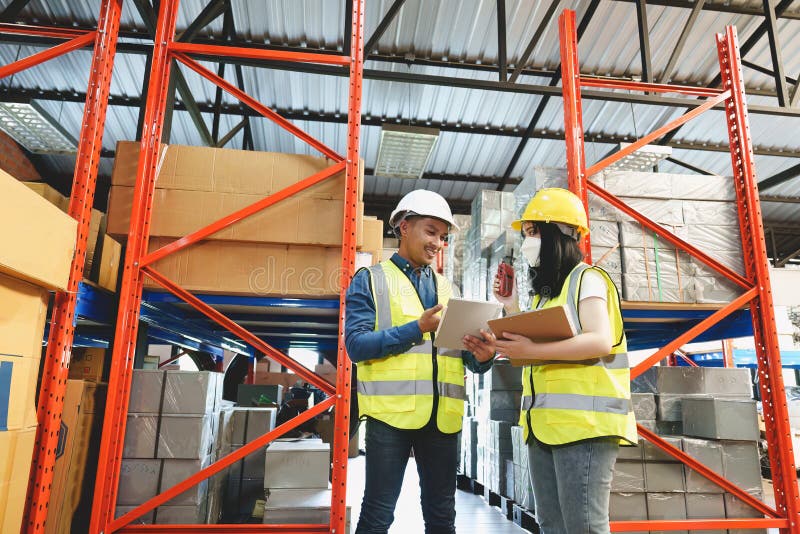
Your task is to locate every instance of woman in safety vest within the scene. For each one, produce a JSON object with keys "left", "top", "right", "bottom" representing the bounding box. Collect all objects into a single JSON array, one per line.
[{"left": 492, "top": 188, "right": 636, "bottom": 534}]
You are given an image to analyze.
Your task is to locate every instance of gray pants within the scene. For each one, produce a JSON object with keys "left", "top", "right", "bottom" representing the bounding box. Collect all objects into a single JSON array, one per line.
[{"left": 527, "top": 436, "right": 619, "bottom": 534}]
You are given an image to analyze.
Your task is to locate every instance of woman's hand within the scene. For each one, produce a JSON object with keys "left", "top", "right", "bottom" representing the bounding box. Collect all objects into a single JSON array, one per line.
[
  {"left": 495, "top": 332, "right": 537, "bottom": 360},
  {"left": 463, "top": 329, "right": 497, "bottom": 362},
  {"left": 492, "top": 270, "right": 520, "bottom": 313}
]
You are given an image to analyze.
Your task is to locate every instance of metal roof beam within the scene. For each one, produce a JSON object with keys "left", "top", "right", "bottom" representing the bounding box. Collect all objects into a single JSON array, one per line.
[
  {"left": 497, "top": 0, "right": 601, "bottom": 191},
  {"left": 497, "top": 0, "right": 508, "bottom": 82},
  {"left": 611, "top": 0, "right": 800, "bottom": 19},
  {"left": 176, "top": 0, "right": 227, "bottom": 43},
  {"left": 664, "top": 156, "right": 715, "bottom": 175},
  {"left": 659, "top": 0, "right": 704, "bottom": 83},
  {"left": 742, "top": 59, "right": 798, "bottom": 86},
  {"left": 758, "top": 161, "right": 800, "bottom": 191},
  {"left": 364, "top": 0, "right": 406, "bottom": 58},
  {"left": 508, "top": 0, "right": 560, "bottom": 83},
  {"left": 2, "top": 87, "right": 795, "bottom": 158},
  {"left": 636, "top": 0, "right": 653, "bottom": 85},
  {"left": 762, "top": 0, "right": 790, "bottom": 107},
  {"left": 363, "top": 168, "right": 521, "bottom": 186},
  {"left": 0, "top": 0, "right": 32, "bottom": 23}
]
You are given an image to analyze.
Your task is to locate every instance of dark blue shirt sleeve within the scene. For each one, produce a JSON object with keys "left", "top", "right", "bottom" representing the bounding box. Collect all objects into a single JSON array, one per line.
[
  {"left": 344, "top": 268, "right": 424, "bottom": 363},
  {"left": 462, "top": 350, "right": 494, "bottom": 374}
]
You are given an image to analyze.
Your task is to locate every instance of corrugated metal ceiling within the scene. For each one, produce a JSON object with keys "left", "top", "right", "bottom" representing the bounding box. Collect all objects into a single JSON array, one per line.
[{"left": 1, "top": 0, "right": 798, "bottom": 238}]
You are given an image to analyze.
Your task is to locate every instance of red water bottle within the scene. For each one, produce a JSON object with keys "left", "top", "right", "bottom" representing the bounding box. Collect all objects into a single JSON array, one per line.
[{"left": 496, "top": 260, "right": 514, "bottom": 298}]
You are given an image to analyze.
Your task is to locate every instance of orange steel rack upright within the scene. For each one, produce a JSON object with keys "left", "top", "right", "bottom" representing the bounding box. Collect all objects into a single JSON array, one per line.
[
  {"left": 1, "top": 1, "right": 125, "bottom": 532},
  {"left": 559, "top": 9, "right": 799, "bottom": 533},
  {"left": 82, "top": 0, "right": 365, "bottom": 532}
]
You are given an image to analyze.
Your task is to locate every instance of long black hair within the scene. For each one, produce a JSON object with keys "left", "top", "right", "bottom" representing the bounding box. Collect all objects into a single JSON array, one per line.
[{"left": 529, "top": 222, "right": 584, "bottom": 300}]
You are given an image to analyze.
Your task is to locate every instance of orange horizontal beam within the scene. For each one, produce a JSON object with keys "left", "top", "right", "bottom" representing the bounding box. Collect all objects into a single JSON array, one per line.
[
  {"left": 121, "top": 526, "right": 328, "bottom": 533},
  {"left": 0, "top": 31, "right": 96, "bottom": 79},
  {"left": 611, "top": 518, "right": 787, "bottom": 531},
  {"left": 0, "top": 23, "right": 91, "bottom": 39},
  {"left": 580, "top": 76, "right": 725, "bottom": 97},
  {"left": 169, "top": 41, "right": 350, "bottom": 66}
]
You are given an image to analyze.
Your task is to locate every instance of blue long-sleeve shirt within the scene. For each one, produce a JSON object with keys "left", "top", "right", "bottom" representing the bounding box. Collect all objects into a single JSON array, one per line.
[{"left": 345, "top": 253, "right": 493, "bottom": 374}]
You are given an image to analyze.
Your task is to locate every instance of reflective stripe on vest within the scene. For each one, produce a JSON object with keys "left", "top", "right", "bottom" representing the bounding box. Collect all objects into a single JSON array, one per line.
[
  {"left": 532, "top": 393, "right": 630, "bottom": 415},
  {"left": 357, "top": 379, "right": 465, "bottom": 401},
  {"left": 369, "top": 263, "right": 393, "bottom": 331}
]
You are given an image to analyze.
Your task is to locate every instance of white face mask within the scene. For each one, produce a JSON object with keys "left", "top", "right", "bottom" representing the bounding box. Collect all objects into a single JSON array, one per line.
[{"left": 520, "top": 236, "right": 542, "bottom": 267}]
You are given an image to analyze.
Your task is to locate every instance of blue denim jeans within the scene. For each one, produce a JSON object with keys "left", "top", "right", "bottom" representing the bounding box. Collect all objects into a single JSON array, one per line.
[
  {"left": 354, "top": 418, "right": 458, "bottom": 534},
  {"left": 527, "top": 436, "right": 619, "bottom": 534}
]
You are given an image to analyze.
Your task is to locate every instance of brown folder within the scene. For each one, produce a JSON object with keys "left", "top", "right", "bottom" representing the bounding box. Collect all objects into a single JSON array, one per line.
[{"left": 488, "top": 305, "right": 578, "bottom": 366}]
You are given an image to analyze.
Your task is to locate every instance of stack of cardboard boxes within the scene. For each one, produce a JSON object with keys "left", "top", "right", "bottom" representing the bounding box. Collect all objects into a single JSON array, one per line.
[
  {"left": 107, "top": 142, "right": 382, "bottom": 297},
  {"left": 611, "top": 366, "right": 764, "bottom": 528},
  {"left": 510, "top": 167, "right": 743, "bottom": 304},
  {"left": 0, "top": 171, "right": 77, "bottom": 533},
  {"left": 262, "top": 439, "right": 351, "bottom": 530},
  {"left": 23, "top": 182, "right": 121, "bottom": 292},
  {"left": 117, "top": 370, "right": 226, "bottom": 524},
  {"left": 443, "top": 214, "right": 472, "bottom": 293},
  {"left": 217, "top": 407, "right": 278, "bottom": 520},
  {"left": 461, "top": 362, "right": 527, "bottom": 500}
]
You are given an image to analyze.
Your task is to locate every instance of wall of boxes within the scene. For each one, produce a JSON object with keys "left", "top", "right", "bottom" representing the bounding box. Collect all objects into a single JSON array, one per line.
[{"left": 460, "top": 363, "right": 767, "bottom": 532}]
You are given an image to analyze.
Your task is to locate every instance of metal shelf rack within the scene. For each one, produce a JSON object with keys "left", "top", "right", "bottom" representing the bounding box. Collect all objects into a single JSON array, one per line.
[{"left": 558, "top": 8, "right": 799, "bottom": 532}]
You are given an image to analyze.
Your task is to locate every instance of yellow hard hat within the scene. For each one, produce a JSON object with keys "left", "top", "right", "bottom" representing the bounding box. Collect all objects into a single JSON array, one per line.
[{"left": 511, "top": 188, "right": 589, "bottom": 237}]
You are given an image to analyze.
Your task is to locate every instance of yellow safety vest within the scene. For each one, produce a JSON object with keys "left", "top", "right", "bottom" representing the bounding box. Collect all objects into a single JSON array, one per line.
[
  {"left": 356, "top": 260, "right": 465, "bottom": 433},
  {"left": 519, "top": 262, "right": 637, "bottom": 445}
]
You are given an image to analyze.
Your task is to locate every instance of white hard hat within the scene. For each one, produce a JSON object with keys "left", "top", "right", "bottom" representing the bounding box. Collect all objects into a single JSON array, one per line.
[{"left": 389, "top": 189, "right": 459, "bottom": 231}]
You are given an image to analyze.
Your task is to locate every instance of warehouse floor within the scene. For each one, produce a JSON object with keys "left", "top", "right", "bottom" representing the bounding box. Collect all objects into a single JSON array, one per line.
[{"left": 346, "top": 456, "right": 526, "bottom": 533}]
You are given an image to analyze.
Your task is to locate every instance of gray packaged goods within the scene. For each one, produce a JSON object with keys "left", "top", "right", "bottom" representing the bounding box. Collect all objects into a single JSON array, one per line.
[
  {"left": 117, "top": 459, "right": 161, "bottom": 505},
  {"left": 685, "top": 224, "right": 742, "bottom": 251},
  {"left": 618, "top": 221, "right": 688, "bottom": 248},
  {"left": 158, "top": 414, "right": 215, "bottom": 459},
  {"left": 656, "top": 420, "right": 683, "bottom": 436},
  {"left": 603, "top": 171, "right": 673, "bottom": 199},
  {"left": 643, "top": 436, "right": 682, "bottom": 462},
  {"left": 129, "top": 370, "right": 165, "bottom": 413},
  {"left": 644, "top": 462, "right": 685, "bottom": 492},
  {"left": 681, "top": 398, "right": 759, "bottom": 442},
  {"left": 592, "top": 246, "right": 622, "bottom": 274},
  {"left": 611, "top": 461, "right": 645, "bottom": 492},
  {"left": 236, "top": 384, "right": 284, "bottom": 407},
  {"left": 161, "top": 456, "right": 213, "bottom": 505},
  {"left": 684, "top": 493, "right": 726, "bottom": 534},
  {"left": 723, "top": 491, "right": 765, "bottom": 519},
  {"left": 263, "top": 488, "right": 351, "bottom": 527},
  {"left": 693, "top": 275, "right": 742, "bottom": 304},
  {"left": 621, "top": 246, "right": 694, "bottom": 277},
  {"left": 156, "top": 504, "right": 208, "bottom": 524},
  {"left": 633, "top": 367, "right": 751, "bottom": 396},
  {"left": 637, "top": 419, "right": 656, "bottom": 433},
  {"left": 617, "top": 441, "right": 643, "bottom": 461},
  {"left": 609, "top": 492, "right": 647, "bottom": 528},
  {"left": 646, "top": 493, "right": 688, "bottom": 534},
  {"left": 692, "top": 250, "right": 746, "bottom": 277},
  {"left": 163, "top": 370, "right": 221, "bottom": 414},
  {"left": 670, "top": 174, "right": 735, "bottom": 201},
  {"left": 588, "top": 220, "right": 620, "bottom": 247},
  {"left": 720, "top": 441, "right": 762, "bottom": 494},
  {"left": 230, "top": 407, "right": 278, "bottom": 444},
  {"left": 683, "top": 201, "right": 738, "bottom": 226},
  {"left": 123, "top": 414, "right": 159, "bottom": 458},
  {"left": 482, "top": 362, "right": 522, "bottom": 391},
  {"left": 682, "top": 438, "right": 725, "bottom": 494},
  {"left": 115, "top": 507, "right": 155, "bottom": 524},
  {"left": 617, "top": 198, "right": 684, "bottom": 225},
  {"left": 264, "top": 440, "right": 330, "bottom": 490},
  {"left": 622, "top": 272, "right": 694, "bottom": 303}
]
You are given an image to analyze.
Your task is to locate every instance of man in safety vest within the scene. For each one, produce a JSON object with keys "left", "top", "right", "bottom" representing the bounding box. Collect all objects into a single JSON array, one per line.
[{"left": 346, "top": 189, "right": 497, "bottom": 534}]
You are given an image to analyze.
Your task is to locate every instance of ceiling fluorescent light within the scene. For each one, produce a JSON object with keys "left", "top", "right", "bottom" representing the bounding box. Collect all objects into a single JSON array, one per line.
[
  {"left": 374, "top": 124, "right": 439, "bottom": 179},
  {"left": 0, "top": 100, "right": 77, "bottom": 154},
  {"left": 606, "top": 143, "right": 672, "bottom": 172}
]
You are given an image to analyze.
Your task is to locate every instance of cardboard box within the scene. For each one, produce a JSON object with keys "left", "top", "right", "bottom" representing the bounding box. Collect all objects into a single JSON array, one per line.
[
  {"left": 264, "top": 440, "right": 330, "bottom": 489},
  {"left": 161, "top": 456, "right": 212, "bottom": 506},
  {"left": 111, "top": 141, "right": 363, "bottom": 201},
  {"left": 0, "top": 426, "right": 37, "bottom": 534},
  {"left": 123, "top": 414, "right": 159, "bottom": 458},
  {"left": 158, "top": 414, "right": 215, "bottom": 459},
  {"left": 644, "top": 462, "right": 685, "bottom": 492},
  {"left": 24, "top": 182, "right": 69, "bottom": 211},
  {"left": 609, "top": 492, "right": 647, "bottom": 523},
  {"left": 108, "top": 185, "right": 365, "bottom": 248},
  {"left": 57, "top": 383, "right": 106, "bottom": 533},
  {"left": 262, "top": 488, "right": 351, "bottom": 527},
  {"left": 0, "top": 170, "right": 77, "bottom": 290},
  {"left": 0, "top": 271, "right": 49, "bottom": 359},
  {"left": 117, "top": 459, "right": 161, "bottom": 505},
  {"left": 361, "top": 216, "right": 384, "bottom": 255},
  {"left": 682, "top": 438, "right": 724, "bottom": 493},
  {"left": 684, "top": 493, "right": 725, "bottom": 534},
  {"left": 82, "top": 209, "right": 105, "bottom": 280},
  {"left": 144, "top": 238, "right": 346, "bottom": 297},
  {"left": 129, "top": 370, "right": 165, "bottom": 414},
  {"left": 230, "top": 408, "right": 278, "bottom": 445},
  {"left": 96, "top": 234, "right": 122, "bottom": 291},
  {"left": 682, "top": 398, "right": 759, "bottom": 441},
  {"left": 253, "top": 371, "right": 302, "bottom": 390},
  {"left": 68, "top": 347, "right": 107, "bottom": 382},
  {"left": 162, "top": 371, "right": 220, "bottom": 415},
  {"left": 0, "top": 354, "right": 40, "bottom": 431},
  {"left": 646, "top": 492, "right": 687, "bottom": 533}
]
